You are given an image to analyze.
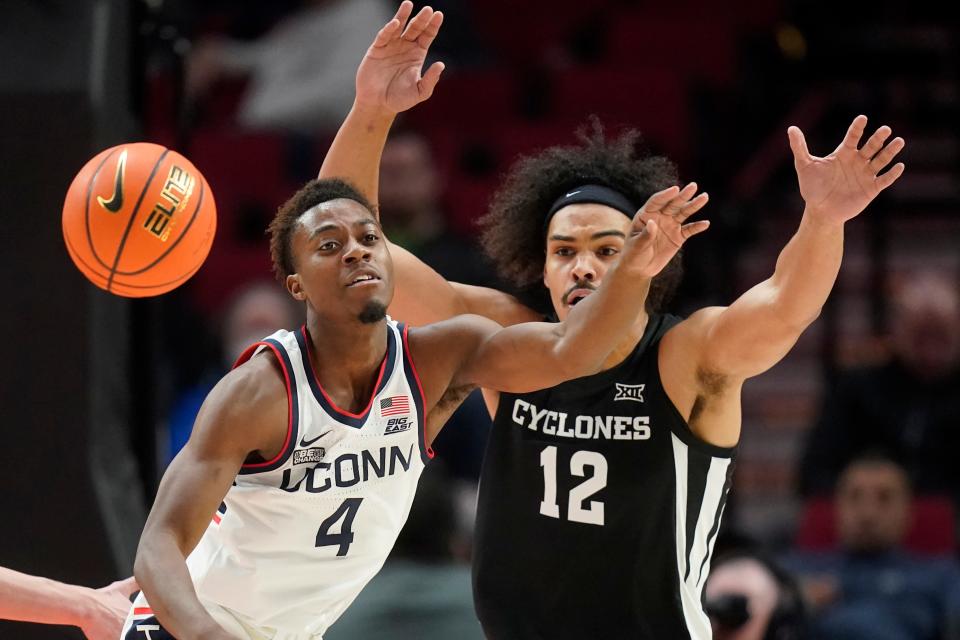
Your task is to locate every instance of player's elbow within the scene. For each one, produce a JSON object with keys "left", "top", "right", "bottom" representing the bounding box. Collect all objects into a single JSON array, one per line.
[{"left": 132, "top": 541, "right": 154, "bottom": 596}]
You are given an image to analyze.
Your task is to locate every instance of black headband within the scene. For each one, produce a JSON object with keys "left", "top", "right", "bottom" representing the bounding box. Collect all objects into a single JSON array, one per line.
[{"left": 543, "top": 184, "right": 638, "bottom": 236}]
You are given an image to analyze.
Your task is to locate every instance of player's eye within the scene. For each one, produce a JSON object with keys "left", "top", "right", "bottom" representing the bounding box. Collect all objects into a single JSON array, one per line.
[
  {"left": 363, "top": 233, "right": 379, "bottom": 244},
  {"left": 319, "top": 241, "right": 340, "bottom": 251},
  {"left": 554, "top": 247, "right": 574, "bottom": 257},
  {"left": 597, "top": 247, "right": 620, "bottom": 257}
]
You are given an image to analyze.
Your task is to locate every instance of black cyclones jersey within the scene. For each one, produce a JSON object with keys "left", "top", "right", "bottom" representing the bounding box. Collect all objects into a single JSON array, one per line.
[{"left": 473, "top": 314, "right": 737, "bottom": 640}]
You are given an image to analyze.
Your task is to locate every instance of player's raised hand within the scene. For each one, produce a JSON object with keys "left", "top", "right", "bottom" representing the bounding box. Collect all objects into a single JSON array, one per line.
[
  {"left": 625, "top": 183, "right": 710, "bottom": 277},
  {"left": 789, "top": 115, "right": 905, "bottom": 223},
  {"left": 355, "top": 1, "right": 445, "bottom": 115}
]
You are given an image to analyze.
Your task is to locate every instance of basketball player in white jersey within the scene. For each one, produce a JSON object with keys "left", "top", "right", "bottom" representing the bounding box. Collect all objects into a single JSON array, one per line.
[
  {"left": 318, "top": 4, "right": 906, "bottom": 638},
  {"left": 120, "top": 12, "right": 710, "bottom": 635}
]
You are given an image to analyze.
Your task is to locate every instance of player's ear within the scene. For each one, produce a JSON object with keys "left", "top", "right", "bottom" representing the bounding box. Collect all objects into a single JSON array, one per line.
[{"left": 286, "top": 273, "right": 306, "bottom": 301}]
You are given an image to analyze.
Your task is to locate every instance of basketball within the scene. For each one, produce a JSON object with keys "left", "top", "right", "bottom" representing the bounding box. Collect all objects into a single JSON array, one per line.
[{"left": 62, "top": 142, "right": 217, "bottom": 297}]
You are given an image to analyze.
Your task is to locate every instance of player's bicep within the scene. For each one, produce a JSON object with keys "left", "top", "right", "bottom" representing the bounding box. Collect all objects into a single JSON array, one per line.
[
  {"left": 693, "top": 283, "right": 806, "bottom": 379},
  {"left": 143, "top": 362, "right": 284, "bottom": 554},
  {"left": 145, "top": 439, "right": 243, "bottom": 555}
]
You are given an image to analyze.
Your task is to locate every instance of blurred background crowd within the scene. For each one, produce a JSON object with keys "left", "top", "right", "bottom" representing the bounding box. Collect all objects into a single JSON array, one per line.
[{"left": 1, "top": 0, "right": 958, "bottom": 638}]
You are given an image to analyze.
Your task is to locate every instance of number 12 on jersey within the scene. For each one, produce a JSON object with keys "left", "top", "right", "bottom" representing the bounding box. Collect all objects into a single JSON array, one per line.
[{"left": 540, "top": 446, "right": 607, "bottom": 526}]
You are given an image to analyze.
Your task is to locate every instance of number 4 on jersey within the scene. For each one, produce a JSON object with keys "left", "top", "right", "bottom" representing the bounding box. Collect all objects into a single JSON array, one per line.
[{"left": 316, "top": 498, "right": 363, "bottom": 556}]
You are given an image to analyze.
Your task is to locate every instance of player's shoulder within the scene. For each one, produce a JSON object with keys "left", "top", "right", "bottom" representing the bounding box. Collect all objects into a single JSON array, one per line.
[
  {"left": 204, "top": 351, "right": 288, "bottom": 426},
  {"left": 404, "top": 315, "right": 505, "bottom": 394}
]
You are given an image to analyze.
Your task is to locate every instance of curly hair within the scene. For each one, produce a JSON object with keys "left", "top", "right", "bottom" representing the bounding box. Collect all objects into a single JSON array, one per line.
[
  {"left": 478, "top": 120, "right": 684, "bottom": 312},
  {"left": 268, "top": 178, "right": 375, "bottom": 281}
]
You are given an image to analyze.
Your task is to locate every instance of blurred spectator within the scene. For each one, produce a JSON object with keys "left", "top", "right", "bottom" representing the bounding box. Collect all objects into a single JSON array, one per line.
[
  {"left": 325, "top": 463, "right": 483, "bottom": 640},
  {"left": 785, "top": 454, "right": 960, "bottom": 640},
  {"left": 164, "top": 281, "right": 301, "bottom": 462},
  {"left": 704, "top": 550, "right": 806, "bottom": 640},
  {"left": 187, "top": 0, "right": 391, "bottom": 133},
  {"left": 379, "top": 130, "right": 496, "bottom": 482},
  {"left": 799, "top": 270, "right": 960, "bottom": 500},
  {"left": 379, "top": 130, "right": 497, "bottom": 286}
]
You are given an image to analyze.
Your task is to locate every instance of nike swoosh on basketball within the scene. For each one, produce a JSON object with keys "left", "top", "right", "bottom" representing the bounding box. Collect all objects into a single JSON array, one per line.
[
  {"left": 300, "top": 431, "right": 331, "bottom": 447},
  {"left": 96, "top": 149, "right": 127, "bottom": 213}
]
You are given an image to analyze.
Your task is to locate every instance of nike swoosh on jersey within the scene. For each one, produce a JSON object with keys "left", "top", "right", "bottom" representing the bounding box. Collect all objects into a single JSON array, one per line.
[
  {"left": 97, "top": 149, "right": 127, "bottom": 213},
  {"left": 300, "top": 431, "right": 331, "bottom": 447}
]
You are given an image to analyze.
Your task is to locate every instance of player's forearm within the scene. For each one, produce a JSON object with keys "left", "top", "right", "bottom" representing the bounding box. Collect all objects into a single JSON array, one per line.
[
  {"left": 0, "top": 567, "right": 95, "bottom": 627},
  {"left": 765, "top": 209, "right": 844, "bottom": 328},
  {"left": 134, "top": 531, "right": 224, "bottom": 640},
  {"left": 553, "top": 262, "right": 651, "bottom": 375},
  {"left": 318, "top": 102, "right": 395, "bottom": 209}
]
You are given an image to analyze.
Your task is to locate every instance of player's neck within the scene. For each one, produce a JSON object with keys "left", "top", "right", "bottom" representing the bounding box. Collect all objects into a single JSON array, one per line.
[
  {"left": 599, "top": 312, "right": 649, "bottom": 372},
  {"left": 304, "top": 315, "right": 389, "bottom": 396}
]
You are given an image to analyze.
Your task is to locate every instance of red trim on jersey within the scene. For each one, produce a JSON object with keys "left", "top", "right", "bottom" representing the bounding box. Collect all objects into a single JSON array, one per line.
[
  {"left": 133, "top": 607, "right": 153, "bottom": 616},
  {"left": 234, "top": 341, "right": 294, "bottom": 470},
  {"left": 403, "top": 324, "right": 434, "bottom": 459},
  {"left": 212, "top": 513, "right": 222, "bottom": 524},
  {"left": 301, "top": 326, "right": 387, "bottom": 419}
]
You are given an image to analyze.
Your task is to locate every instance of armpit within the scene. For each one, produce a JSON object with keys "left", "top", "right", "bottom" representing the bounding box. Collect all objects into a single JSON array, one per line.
[{"left": 426, "top": 384, "right": 478, "bottom": 435}]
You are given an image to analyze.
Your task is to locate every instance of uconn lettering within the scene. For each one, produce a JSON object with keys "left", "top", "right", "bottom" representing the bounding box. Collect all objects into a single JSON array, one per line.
[
  {"left": 280, "top": 444, "right": 414, "bottom": 493},
  {"left": 511, "top": 399, "right": 651, "bottom": 441}
]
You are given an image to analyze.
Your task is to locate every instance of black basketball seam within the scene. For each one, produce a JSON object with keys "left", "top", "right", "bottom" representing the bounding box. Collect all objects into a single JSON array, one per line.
[
  {"left": 115, "top": 177, "right": 206, "bottom": 275},
  {"left": 83, "top": 147, "right": 120, "bottom": 271},
  {"left": 105, "top": 149, "right": 169, "bottom": 291},
  {"left": 111, "top": 214, "right": 213, "bottom": 289},
  {"left": 64, "top": 224, "right": 111, "bottom": 284},
  {"left": 110, "top": 254, "right": 206, "bottom": 292},
  {"left": 68, "top": 206, "right": 210, "bottom": 293}
]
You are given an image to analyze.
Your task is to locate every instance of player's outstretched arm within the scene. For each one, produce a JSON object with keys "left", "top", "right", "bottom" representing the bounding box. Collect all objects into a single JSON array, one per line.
[
  {"left": 668, "top": 115, "right": 906, "bottom": 382},
  {"left": 319, "top": 1, "right": 444, "bottom": 203},
  {"left": 133, "top": 355, "right": 287, "bottom": 640},
  {"left": 318, "top": 2, "right": 537, "bottom": 327},
  {"left": 0, "top": 568, "right": 137, "bottom": 640},
  {"left": 414, "top": 185, "right": 710, "bottom": 396}
]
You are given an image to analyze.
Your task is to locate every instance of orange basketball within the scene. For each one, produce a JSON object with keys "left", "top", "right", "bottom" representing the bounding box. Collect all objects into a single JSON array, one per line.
[{"left": 62, "top": 142, "right": 217, "bottom": 297}]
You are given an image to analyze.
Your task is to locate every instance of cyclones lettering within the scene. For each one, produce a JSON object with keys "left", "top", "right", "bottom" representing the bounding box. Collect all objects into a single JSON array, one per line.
[{"left": 511, "top": 399, "right": 651, "bottom": 441}]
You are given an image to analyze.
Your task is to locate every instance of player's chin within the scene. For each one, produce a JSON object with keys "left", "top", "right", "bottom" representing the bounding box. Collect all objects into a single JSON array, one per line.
[{"left": 357, "top": 299, "right": 389, "bottom": 324}]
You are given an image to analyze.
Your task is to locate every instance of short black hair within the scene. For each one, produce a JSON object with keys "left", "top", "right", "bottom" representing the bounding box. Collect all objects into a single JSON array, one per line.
[
  {"left": 268, "top": 178, "right": 376, "bottom": 280},
  {"left": 478, "top": 119, "right": 682, "bottom": 312}
]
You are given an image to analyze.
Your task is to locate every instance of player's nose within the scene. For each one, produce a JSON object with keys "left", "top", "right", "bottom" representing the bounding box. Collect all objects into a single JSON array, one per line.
[
  {"left": 571, "top": 255, "right": 597, "bottom": 281},
  {"left": 342, "top": 240, "right": 371, "bottom": 264}
]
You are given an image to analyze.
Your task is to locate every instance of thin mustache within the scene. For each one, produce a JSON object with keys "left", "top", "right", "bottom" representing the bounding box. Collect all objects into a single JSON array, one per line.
[{"left": 563, "top": 282, "right": 597, "bottom": 305}]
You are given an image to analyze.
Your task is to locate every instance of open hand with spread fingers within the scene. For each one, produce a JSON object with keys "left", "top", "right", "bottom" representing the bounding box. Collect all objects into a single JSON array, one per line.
[
  {"left": 789, "top": 115, "right": 906, "bottom": 224},
  {"left": 355, "top": 1, "right": 445, "bottom": 115},
  {"left": 626, "top": 183, "right": 710, "bottom": 278}
]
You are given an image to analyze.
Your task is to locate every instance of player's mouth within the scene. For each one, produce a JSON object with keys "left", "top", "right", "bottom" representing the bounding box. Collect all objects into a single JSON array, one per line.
[
  {"left": 564, "top": 287, "right": 596, "bottom": 307},
  {"left": 345, "top": 270, "right": 381, "bottom": 288}
]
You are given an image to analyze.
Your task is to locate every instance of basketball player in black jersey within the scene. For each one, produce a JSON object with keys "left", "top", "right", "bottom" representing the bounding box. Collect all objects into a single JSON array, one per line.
[{"left": 320, "top": 4, "right": 906, "bottom": 638}]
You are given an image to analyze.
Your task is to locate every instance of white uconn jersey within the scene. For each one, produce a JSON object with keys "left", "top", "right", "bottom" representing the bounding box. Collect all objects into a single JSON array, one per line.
[{"left": 185, "top": 320, "right": 431, "bottom": 636}]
